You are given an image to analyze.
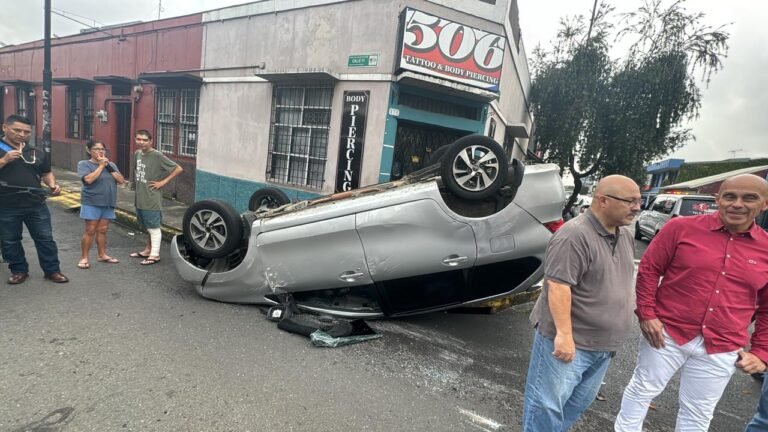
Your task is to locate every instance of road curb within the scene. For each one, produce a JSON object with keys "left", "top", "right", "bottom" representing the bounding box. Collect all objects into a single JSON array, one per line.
[
  {"left": 114, "top": 207, "right": 182, "bottom": 242},
  {"left": 54, "top": 185, "right": 181, "bottom": 242}
]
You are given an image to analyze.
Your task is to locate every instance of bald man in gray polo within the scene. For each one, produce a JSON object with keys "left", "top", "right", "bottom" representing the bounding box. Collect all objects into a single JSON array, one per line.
[{"left": 521, "top": 175, "right": 641, "bottom": 431}]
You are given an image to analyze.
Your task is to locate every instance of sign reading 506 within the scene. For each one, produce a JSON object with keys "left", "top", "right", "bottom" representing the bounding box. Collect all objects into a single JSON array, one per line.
[{"left": 398, "top": 8, "right": 506, "bottom": 91}]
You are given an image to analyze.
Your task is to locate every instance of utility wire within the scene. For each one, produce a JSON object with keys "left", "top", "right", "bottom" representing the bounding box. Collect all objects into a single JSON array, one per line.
[
  {"left": 50, "top": 10, "right": 117, "bottom": 39},
  {"left": 51, "top": 8, "right": 105, "bottom": 28}
]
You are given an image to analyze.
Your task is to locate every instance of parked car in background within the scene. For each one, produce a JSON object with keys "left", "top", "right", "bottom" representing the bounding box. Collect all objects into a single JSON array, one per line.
[
  {"left": 171, "top": 135, "right": 566, "bottom": 318},
  {"left": 575, "top": 195, "right": 592, "bottom": 214},
  {"left": 635, "top": 194, "right": 717, "bottom": 241},
  {"left": 757, "top": 209, "right": 768, "bottom": 231}
]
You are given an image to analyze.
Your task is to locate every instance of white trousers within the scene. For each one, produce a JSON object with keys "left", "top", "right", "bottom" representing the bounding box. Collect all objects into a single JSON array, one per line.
[{"left": 615, "top": 330, "right": 737, "bottom": 432}]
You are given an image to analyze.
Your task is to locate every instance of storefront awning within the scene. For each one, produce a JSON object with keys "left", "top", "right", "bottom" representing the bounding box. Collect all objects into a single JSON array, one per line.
[
  {"left": 52, "top": 77, "right": 98, "bottom": 86},
  {"left": 506, "top": 122, "right": 529, "bottom": 139},
  {"left": 395, "top": 72, "right": 498, "bottom": 103},
  {"left": 0, "top": 79, "right": 38, "bottom": 87},
  {"left": 254, "top": 68, "right": 339, "bottom": 83},
  {"left": 94, "top": 75, "right": 135, "bottom": 86},
  {"left": 138, "top": 72, "right": 202, "bottom": 87}
]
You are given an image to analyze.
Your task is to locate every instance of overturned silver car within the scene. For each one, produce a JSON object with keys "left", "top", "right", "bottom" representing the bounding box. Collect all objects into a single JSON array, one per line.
[{"left": 171, "top": 135, "right": 564, "bottom": 318}]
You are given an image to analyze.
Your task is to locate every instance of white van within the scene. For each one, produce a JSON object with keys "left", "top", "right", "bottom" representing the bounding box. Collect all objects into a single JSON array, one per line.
[{"left": 635, "top": 194, "right": 717, "bottom": 240}]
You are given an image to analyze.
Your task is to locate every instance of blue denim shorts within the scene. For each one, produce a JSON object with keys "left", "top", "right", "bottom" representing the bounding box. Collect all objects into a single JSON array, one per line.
[
  {"left": 136, "top": 209, "right": 162, "bottom": 229},
  {"left": 80, "top": 204, "right": 116, "bottom": 221}
]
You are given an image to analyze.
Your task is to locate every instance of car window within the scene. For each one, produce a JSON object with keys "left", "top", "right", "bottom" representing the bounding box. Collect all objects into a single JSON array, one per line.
[
  {"left": 651, "top": 198, "right": 666, "bottom": 212},
  {"left": 679, "top": 199, "right": 717, "bottom": 216},
  {"left": 660, "top": 198, "right": 677, "bottom": 215}
]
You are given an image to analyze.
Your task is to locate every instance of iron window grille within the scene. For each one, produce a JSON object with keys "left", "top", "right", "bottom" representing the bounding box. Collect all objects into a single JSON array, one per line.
[
  {"left": 156, "top": 88, "right": 199, "bottom": 157},
  {"left": 266, "top": 86, "right": 332, "bottom": 189},
  {"left": 66, "top": 87, "right": 94, "bottom": 140},
  {"left": 15, "top": 87, "right": 29, "bottom": 118}
]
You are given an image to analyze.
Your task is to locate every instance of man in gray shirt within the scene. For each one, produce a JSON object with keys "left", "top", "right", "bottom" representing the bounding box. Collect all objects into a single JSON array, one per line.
[{"left": 522, "top": 175, "right": 641, "bottom": 431}]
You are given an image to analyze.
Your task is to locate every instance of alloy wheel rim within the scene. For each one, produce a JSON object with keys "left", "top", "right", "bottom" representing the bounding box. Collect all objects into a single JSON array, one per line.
[
  {"left": 451, "top": 145, "right": 500, "bottom": 192},
  {"left": 189, "top": 209, "right": 228, "bottom": 251}
]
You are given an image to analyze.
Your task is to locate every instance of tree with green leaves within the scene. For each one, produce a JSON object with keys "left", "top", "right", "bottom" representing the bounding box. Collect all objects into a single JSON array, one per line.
[{"left": 529, "top": 0, "right": 729, "bottom": 215}]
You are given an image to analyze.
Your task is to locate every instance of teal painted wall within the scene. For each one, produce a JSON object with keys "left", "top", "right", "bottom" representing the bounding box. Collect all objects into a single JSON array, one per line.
[
  {"left": 196, "top": 169, "right": 321, "bottom": 213},
  {"left": 378, "top": 83, "right": 488, "bottom": 183}
]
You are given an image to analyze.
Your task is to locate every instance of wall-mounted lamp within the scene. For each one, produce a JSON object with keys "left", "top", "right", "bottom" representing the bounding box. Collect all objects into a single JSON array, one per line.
[
  {"left": 132, "top": 85, "right": 143, "bottom": 93},
  {"left": 28, "top": 90, "right": 36, "bottom": 97}
]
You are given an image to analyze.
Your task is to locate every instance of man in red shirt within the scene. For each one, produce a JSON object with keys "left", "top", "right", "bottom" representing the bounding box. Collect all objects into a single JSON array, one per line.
[{"left": 615, "top": 174, "right": 768, "bottom": 431}]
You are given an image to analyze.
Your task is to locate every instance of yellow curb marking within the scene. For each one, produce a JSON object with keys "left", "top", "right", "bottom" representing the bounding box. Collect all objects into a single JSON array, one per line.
[{"left": 48, "top": 190, "right": 81, "bottom": 210}]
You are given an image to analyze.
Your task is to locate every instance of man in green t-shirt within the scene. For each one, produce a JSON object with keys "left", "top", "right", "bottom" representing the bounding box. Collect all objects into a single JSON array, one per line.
[{"left": 130, "top": 129, "right": 182, "bottom": 265}]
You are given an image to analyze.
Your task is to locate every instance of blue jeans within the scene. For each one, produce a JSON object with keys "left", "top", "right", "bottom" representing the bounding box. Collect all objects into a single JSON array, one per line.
[
  {"left": 522, "top": 330, "right": 613, "bottom": 431},
  {"left": 745, "top": 374, "right": 768, "bottom": 431},
  {"left": 0, "top": 204, "right": 61, "bottom": 275}
]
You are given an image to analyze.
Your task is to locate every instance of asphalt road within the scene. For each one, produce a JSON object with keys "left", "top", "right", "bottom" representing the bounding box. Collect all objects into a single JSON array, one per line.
[{"left": 0, "top": 206, "right": 759, "bottom": 431}]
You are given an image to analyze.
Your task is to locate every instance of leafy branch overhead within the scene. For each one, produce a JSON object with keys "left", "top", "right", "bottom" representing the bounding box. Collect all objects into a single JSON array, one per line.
[{"left": 529, "top": 0, "right": 729, "bottom": 214}]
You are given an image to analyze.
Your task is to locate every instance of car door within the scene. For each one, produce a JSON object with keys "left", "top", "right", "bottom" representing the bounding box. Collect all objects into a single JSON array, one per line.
[
  {"left": 657, "top": 197, "right": 678, "bottom": 232},
  {"left": 356, "top": 199, "right": 477, "bottom": 315},
  {"left": 640, "top": 197, "right": 662, "bottom": 235},
  {"left": 255, "top": 214, "right": 372, "bottom": 292}
]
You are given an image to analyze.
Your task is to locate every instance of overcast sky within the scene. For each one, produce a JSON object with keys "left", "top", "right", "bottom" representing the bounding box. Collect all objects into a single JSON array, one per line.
[{"left": 1, "top": 0, "right": 765, "bottom": 162}]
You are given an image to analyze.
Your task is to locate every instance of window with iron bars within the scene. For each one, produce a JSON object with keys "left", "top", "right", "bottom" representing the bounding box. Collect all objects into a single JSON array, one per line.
[
  {"left": 156, "top": 88, "right": 199, "bottom": 157},
  {"left": 266, "top": 86, "right": 332, "bottom": 189},
  {"left": 15, "top": 87, "right": 29, "bottom": 119},
  {"left": 66, "top": 87, "right": 94, "bottom": 140}
]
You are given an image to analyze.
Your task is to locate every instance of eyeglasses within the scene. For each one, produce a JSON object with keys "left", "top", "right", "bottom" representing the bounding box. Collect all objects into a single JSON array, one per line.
[
  {"left": 18, "top": 143, "right": 36, "bottom": 165},
  {"left": 604, "top": 194, "right": 642, "bottom": 207}
]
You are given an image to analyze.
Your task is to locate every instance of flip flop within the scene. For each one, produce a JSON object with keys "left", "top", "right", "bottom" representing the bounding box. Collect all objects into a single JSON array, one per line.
[
  {"left": 77, "top": 260, "right": 90, "bottom": 269},
  {"left": 98, "top": 256, "right": 119, "bottom": 264},
  {"left": 130, "top": 252, "right": 150, "bottom": 258},
  {"left": 140, "top": 257, "right": 161, "bottom": 266}
]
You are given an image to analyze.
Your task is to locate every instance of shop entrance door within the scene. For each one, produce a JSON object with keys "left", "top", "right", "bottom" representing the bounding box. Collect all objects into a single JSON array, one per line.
[
  {"left": 391, "top": 122, "right": 468, "bottom": 180},
  {"left": 115, "top": 104, "right": 132, "bottom": 179}
]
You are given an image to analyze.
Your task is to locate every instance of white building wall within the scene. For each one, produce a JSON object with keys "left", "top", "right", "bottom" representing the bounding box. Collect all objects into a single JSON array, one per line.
[
  {"left": 201, "top": 0, "right": 404, "bottom": 75},
  {"left": 196, "top": 81, "right": 273, "bottom": 180},
  {"left": 423, "top": 0, "right": 510, "bottom": 24}
]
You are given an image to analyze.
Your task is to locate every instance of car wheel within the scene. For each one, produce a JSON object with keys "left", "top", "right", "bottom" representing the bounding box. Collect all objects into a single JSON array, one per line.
[
  {"left": 183, "top": 199, "right": 244, "bottom": 259},
  {"left": 440, "top": 135, "right": 508, "bottom": 200},
  {"left": 634, "top": 223, "right": 643, "bottom": 240},
  {"left": 248, "top": 187, "right": 290, "bottom": 212}
]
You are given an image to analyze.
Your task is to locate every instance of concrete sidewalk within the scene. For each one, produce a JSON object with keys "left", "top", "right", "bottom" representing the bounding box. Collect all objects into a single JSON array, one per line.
[{"left": 51, "top": 167, "right": 187, "bottom": 241}]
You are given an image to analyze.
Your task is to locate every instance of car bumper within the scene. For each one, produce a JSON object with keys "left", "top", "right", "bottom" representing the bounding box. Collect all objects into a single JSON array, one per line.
[{"left": 170, "top": 235, "right": 280, "bottom": 305}]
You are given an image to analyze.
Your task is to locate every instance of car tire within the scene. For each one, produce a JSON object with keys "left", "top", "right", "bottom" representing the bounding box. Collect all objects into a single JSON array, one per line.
[
  {"left": 248, "top": 187, "right": 290, "bottom": 212},
  {"left": 427, "top": 145, "right": 450, "bottom": 165},
  {"left": 183, "top": 199, "right": 244, "bottom": 259},
  {"left": 506, "top": 158, "right": 525, "bottom": 188},
  {"left": 634, "top": 223, "right": 643, "bottom": 240},
  {"left": 440, "top": 135, "right": 508, "bottom": 200}
]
